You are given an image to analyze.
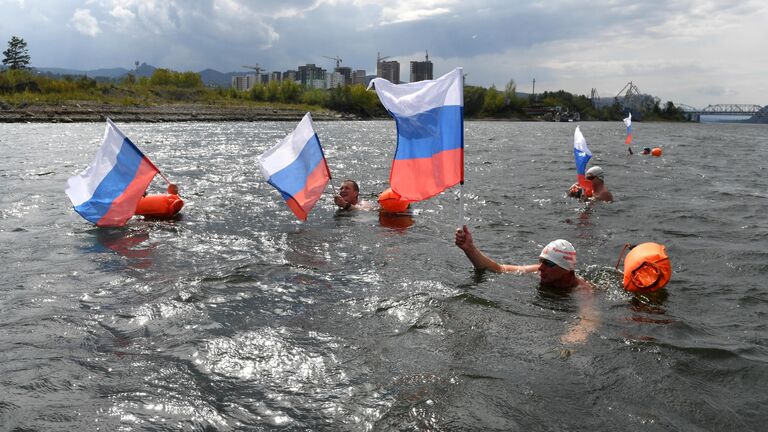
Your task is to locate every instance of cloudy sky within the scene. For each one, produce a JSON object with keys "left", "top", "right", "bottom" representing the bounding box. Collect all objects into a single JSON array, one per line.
[{"left": 2, "top": 0, "right": 766, "bottom": 108}]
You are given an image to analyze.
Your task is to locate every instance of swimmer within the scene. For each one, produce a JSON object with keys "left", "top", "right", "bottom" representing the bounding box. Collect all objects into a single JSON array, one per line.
[
  {"left": 642, "top": 147, "right": 651, "bottom": 155},
  {"left": 454, "top": 225, "right": 598, "bottom": 343},
  {"left": 334, "top": 179, "right": 373, "bottom": 211},
  {"left": 585, "top": 166, "right": 613, "bottom": 202}
]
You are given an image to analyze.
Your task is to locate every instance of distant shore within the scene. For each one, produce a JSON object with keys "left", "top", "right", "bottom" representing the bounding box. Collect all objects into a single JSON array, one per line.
[{"left": 0, "top": 100, "right": 358, "bottom": 123}]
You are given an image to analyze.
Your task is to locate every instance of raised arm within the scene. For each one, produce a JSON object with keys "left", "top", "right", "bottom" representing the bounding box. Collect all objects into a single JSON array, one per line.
[{"left": 454, "top": 225, "right": 537, "bottom": 273}]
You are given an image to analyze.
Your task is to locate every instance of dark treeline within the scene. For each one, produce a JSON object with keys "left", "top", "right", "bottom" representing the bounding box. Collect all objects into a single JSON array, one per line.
[{"left": 0, "top": 67, "right": 687, "bottom": 121}]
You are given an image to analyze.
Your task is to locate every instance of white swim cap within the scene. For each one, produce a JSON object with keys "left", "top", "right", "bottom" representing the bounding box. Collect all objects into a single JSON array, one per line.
[
  {"left": 539, "top": 239, "right": 577, "bottom": 271},
  {"left": 586, "top": 166, "right": 604, "bottom": 179}
]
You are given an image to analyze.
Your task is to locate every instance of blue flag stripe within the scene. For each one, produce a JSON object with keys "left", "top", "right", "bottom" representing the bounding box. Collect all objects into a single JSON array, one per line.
[
  {"left": 393, "top": 105, "right": 463, "bottom": 160},
  {"left": 73, "top": 137, "right": 145, "bottom": 223},
  {"left": 267, "top": 134, "right": 325, "bottom": 198}
]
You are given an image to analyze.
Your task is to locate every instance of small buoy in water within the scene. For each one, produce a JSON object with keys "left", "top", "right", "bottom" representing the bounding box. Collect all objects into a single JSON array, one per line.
[
  {"left": 135, "top": 194, "right": 184, "bottom": 218},
  {"left": 619, "top": 243, "right": 672, "bottom": 293},
  {"left": 378, "top": 187, "right": 410, "bottom": 213},
  {"left": 651, "top": 147, "right": 662, "bottom": 157}
]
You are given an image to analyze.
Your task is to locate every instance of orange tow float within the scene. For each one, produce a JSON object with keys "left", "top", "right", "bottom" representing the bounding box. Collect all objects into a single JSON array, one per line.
[
  {"left": 378, "top": 187, "right": 410, "bottom": 213},
  {"left": 651, "top": 147, "right": 663, "bottom": 157},
  {"left": 617, "top": 243, "right": 672, "bottom": 293},
  {"left": 135, "top": 184, "right": 184, "bottom": 218}
]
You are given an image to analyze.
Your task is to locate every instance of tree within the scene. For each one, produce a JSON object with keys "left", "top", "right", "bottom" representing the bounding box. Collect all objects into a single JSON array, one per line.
[
  {"left": 482, "top": 85, "right": 505, "bottom": 116},
  {"left": 2, "top": 36, "right": 31, "bottom": 70}
]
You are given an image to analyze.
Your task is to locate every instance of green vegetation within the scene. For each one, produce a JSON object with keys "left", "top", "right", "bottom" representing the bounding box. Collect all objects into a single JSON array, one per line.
[
  {"left": 0, "top": 68, "right": 328, "bottom": 113},
  {"left": 0, "top": 64, "right": 686, "bottom": 121}
]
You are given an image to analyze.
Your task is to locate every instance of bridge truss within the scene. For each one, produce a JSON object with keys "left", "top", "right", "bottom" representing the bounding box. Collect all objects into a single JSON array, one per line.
[
  {"left": 677, "top": 104, "right": 763, "bottom": 115},
  {"left": 676, "top": 103, "right": 766, "bottom": 122}
]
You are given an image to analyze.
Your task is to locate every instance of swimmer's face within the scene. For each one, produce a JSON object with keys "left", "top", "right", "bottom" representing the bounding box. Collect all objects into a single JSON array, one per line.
[
  {"left": 538, "top": 259, "right": 569, "bottom": 285},
  {"left": 339, "top": 181, "right": 359, "bottom": 204}
]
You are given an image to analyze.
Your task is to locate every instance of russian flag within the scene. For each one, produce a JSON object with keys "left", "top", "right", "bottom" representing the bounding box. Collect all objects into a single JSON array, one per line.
[
  {"left": 257, "top": 112, "right": 331, "bottom": 221},
  {"left": 623, "top": 112, "right": 632, "bottom": 145},
  {"left": 368, "top": 67, "right": 463, "bottom": 201},
  {"left": 66, "top": 119, "right": 159, "bottom": 227},
  {"left": 574, "top": 126, "right": 593, "bottom": 196}
]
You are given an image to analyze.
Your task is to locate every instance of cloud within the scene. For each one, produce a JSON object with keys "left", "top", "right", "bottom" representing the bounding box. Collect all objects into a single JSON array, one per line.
[
  {"left": 70, "top": 8, "right": 101, "bottom": 37},
  {"left": 109, "top": 5, "right": 136, "bottom": 23},
  {"left": 3, "top": 0, "right": 766, "bottom": 106}
]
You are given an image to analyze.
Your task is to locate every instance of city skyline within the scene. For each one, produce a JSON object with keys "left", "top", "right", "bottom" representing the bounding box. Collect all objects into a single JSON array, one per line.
[{"left": 2, "top": 0, "right": 767, "bottom": 108}]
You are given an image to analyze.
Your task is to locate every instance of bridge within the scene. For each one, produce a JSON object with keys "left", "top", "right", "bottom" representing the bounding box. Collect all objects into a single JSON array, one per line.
[{"left": 677, "top": 104, "right": 765, "bottom": 122}]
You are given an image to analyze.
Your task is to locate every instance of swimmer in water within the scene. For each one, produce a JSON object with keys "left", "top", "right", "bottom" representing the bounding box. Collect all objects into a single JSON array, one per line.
[{"left": 454, "top": 225, "right": 598, "bottom": 344}]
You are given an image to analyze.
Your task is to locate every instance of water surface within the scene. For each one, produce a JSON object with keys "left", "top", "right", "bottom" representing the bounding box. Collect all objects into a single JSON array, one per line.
[{"left": 1, "top": 120, "right": 767, "bottom": 430}]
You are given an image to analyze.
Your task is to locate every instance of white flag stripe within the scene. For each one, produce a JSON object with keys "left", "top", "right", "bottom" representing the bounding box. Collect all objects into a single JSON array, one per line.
[
  {"left": 257, "top": 112, "right": 316, "bottom": 178},
  {"left": 368, "top": 68, "right": 463, "bottom": 117},
  {"left": 66, "top": 119, "right": 127, "bottom": 206}
]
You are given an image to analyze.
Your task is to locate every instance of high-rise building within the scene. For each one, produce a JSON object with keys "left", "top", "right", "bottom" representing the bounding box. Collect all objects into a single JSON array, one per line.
[
  {"left": 327, "top": 71, "right": 345, "bottom": 88},
  {"left": 298, "top": 64, "right": 326, "bottom": 87},
  {"left": 377, "top": 60, "right": 400, "bottom": 84},
  {"left": 335, "top": 67, "right": 352, "bottom": 84},
  {"left": 283, "top": 70, "right": 299, "bottom": 82},
  {"left": 351, "top": 69, "right": 367, "bottom": 85},
  {"left": 270, "top": 71, "right": 282, "bottom": 82},
  {"left": 410, "top": 51, "right": 433, "bottom": 83},
  {"left": 231, "top": 74, "right": 258, "bottom": 91}
]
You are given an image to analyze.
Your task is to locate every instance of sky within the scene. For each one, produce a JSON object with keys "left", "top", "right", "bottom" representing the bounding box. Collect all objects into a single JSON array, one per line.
[{"left": 2, "top": 0, "right": 767, "bottom": 108}]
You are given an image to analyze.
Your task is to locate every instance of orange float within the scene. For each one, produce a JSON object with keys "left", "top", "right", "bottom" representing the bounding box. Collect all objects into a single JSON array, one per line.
[
  {"left": 378, "top": 187, "right": 410, "bottom": 213},
  {"left": 135, "top": 194, "right": 184, "bottom": 218},
  {"left": 651, "top": 147, "right": 662, "bottom": 157},
  {"left": 621, "top": 243, "right": 671, "bottom": 293}
]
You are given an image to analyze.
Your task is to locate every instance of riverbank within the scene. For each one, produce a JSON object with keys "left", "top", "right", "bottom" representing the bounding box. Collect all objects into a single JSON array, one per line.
[{"left": 0, "top": 100, "right": 356, "bottom": 123}]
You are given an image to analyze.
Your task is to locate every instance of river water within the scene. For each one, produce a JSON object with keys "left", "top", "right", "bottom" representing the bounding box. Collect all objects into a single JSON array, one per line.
[{"left": 1, "top": 120, "right": 767, "bottom": 431}]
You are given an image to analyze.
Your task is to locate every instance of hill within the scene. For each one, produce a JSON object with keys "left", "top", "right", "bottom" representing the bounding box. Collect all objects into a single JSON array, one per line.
[{"left": 31, "top": 63, "right": 241, "bottom": 87}]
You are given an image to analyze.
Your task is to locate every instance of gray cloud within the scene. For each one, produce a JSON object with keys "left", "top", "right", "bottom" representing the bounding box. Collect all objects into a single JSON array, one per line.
[{"left": 1, "top": 0, "right": 766, "bottom": 106}]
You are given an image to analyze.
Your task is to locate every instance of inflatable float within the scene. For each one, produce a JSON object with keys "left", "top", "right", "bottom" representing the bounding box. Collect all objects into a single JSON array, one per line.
[
  {"left": 135, "top": 194, "right": 184, "bottom": 218},
  {"left": 378, "top": 188, "right": 410, "bottom": 213},
  {"left": 618, "top": 242, "right": 672, "bottom": 293}
]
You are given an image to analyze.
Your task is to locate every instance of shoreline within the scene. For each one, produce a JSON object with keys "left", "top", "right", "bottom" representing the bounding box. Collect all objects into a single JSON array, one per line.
[{"left": 0, "top": 100, "right": 359, "bottom": 123}]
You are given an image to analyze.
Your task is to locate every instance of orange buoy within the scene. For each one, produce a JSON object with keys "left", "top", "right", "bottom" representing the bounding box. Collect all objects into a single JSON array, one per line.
[
  {"left": 622, "top": 243, "right": 671, "bottom": 293},
  {"left": 135, "top": 194, "right": 184, "bottom": 218},
  {"left": 378, "top": 187, "right": 410, "bottom": 213},
  {"left": 651, "top": 147, "right": 662, "bottom": 157}
]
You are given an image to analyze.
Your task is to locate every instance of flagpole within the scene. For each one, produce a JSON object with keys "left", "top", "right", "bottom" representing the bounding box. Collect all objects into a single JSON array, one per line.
[
  {"left": 158, "top": 171, "right": 172, "bottom": 185},
  {"left": 458, "top": 182, "right": 464, "bottom": 229}
]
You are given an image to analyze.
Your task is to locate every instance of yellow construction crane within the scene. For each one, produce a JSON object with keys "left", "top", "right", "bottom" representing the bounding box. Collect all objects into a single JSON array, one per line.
[{"left": 323, "top": 56, "right": 342, "bottom": 69}]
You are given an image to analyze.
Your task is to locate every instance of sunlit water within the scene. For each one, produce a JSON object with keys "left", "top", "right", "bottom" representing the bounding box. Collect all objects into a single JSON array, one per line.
[{"left": 1, "top": 120, "right": 767, "bottom": 431}]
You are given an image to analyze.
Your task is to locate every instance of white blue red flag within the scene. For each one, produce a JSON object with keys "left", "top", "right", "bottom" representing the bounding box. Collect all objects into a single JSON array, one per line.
[
  {"left": 573, "top": 126, "right": 593, "bottom": 196},
  {"left": 66, "top": 119, "right": 159, "bottom": 227},
  {"left": 257, "top": 112, "right": 331, "bottom": 221},
  {"left": 368, "top": 67, "right": 464, "bottom": 201},
  {"left": 623, "top": 112, "right": 633, "bottom": 145}
]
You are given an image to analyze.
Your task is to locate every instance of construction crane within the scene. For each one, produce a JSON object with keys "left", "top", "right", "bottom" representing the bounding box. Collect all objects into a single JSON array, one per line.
[
  {"left": 323, "top": 56, "right": 342, "bottom": 69},
  {"left": 377, "top": 52, "right": 391, "bottom": 64},
  {"left": 242, "top": 64, "right": 261, "bottom": 75}
]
